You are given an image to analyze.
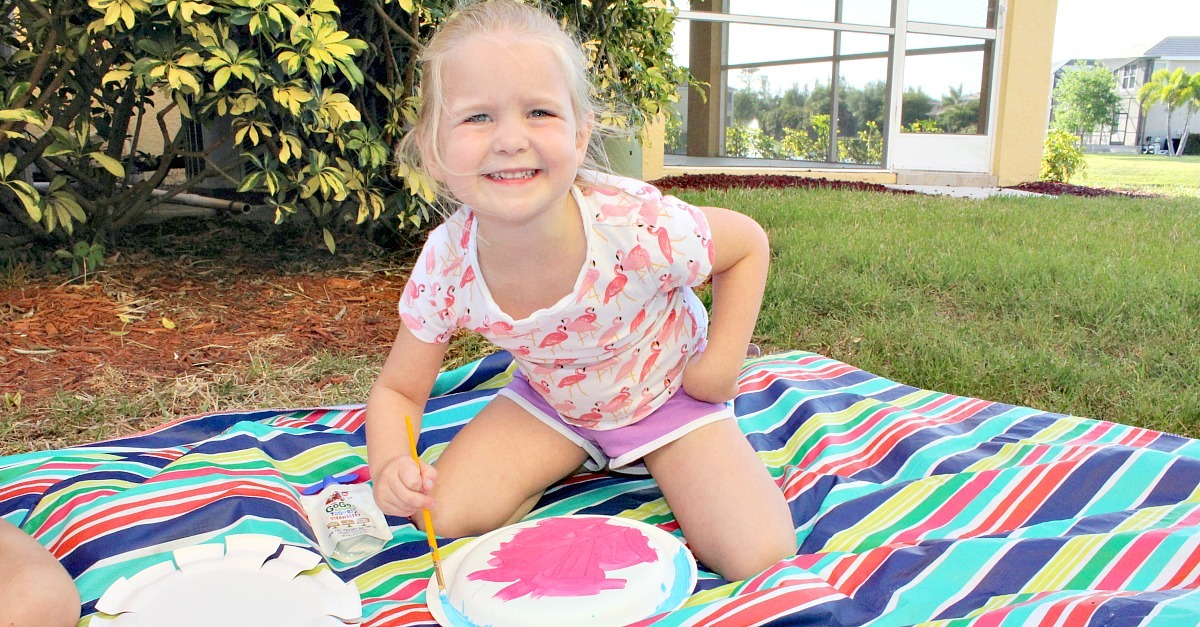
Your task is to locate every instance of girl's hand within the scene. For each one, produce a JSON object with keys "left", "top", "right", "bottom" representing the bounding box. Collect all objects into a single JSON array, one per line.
[
  {"left": 371, "top": 454, "right": 438, "bottom": 518},
  {"left": 682, "top": 350, "right": 740, "bottom": 404}
]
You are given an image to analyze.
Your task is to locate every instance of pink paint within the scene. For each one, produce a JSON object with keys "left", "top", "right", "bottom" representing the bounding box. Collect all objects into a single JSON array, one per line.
[{"left": 467, "top": 518, "right": 657, "bottom": 601}]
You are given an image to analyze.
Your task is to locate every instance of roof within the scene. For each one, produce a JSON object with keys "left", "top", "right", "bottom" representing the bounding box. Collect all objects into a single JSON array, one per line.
[{"left": 1142, "top": 36, "right": 1200, "bottom": 58}]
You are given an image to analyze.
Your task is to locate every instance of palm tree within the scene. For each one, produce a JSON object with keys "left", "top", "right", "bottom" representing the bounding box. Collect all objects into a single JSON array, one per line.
[
  {"left": 1138, "top": 68, "right": 1193, "bottom": 157},
  {"left": 1173, "top": 72, "right": 1200, "bottom": 156}
]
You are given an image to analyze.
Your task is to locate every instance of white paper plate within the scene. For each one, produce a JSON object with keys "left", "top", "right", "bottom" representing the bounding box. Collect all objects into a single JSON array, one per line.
[
  {"left": 91, "top": 534, "right": 361, "bottom": 626},
  {"left": 426, "top": 515, "right": 696, "bottom": 627}
]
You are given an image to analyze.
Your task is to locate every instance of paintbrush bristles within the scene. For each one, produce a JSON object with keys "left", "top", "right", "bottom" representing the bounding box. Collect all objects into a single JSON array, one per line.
[{"left": 405, "top": 415, "right": 446, "bottom": 591}]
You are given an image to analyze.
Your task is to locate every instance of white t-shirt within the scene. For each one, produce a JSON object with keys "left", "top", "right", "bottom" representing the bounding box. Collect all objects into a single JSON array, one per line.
[{"left": 399, "top": 171, "right": 714, "bottom": 430}]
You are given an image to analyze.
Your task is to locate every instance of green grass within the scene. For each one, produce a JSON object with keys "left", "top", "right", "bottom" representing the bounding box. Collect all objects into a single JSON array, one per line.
[
  {"left": 675, "top": 187, "right": 1200, "bottom": 436},
  {"left": 1078, "top": 153, "right": 1200, "bottom": 196}
]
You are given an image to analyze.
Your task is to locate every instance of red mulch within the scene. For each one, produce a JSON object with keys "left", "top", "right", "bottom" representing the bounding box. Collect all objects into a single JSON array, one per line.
[
  {"left": 1003, "top": 181, "right": 1160, "bottom": 198},
  {"left": 2, "top": 173, "right": 1133, "bottom": 418},
  {"left": 2, "top": 223, "right": 407, "bottom": 412},
  {"left": 650, "top": 173, "right": 916, "bottom": 194}
]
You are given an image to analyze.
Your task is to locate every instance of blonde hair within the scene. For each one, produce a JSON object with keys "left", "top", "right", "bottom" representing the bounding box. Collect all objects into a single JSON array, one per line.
[{"left": 396, "top": 0, "right": 619, "bottom": 203}]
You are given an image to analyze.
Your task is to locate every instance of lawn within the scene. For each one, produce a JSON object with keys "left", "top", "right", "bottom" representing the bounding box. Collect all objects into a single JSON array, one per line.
[
  {"left": 1078, "top": 153, "right": 1200, "bottom": 196},
  {"left": 4, "top": 184, "right": 1199, "bottom": 451},
  {"left": 677, "top": 187, "right": 1200, "bottom": 437}
]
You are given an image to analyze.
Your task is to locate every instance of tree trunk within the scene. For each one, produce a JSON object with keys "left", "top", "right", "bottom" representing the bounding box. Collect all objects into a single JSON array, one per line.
[{"left": 1174, "top": 108, "right": 1193, "bottom": 157}]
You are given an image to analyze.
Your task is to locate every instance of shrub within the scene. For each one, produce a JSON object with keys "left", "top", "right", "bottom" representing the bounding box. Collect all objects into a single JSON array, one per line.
[
  {"left": 0, "top": 0, "right": 691, "bottom": 257},
  {"left": 1185, "top": 133, "right": 1200, "bottom": 156},
  {"left": 1040, "top": 128, "right": 1087, "bottom": 182}
]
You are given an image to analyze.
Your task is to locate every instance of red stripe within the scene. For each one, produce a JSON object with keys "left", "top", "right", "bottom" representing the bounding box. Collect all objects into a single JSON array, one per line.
[
  {"left": 829, "top": 545, "right": 900, "bottom": 596},
  {"left": 893, "top": 470, "right": 994, "bottom": 544},
  {"left": 1096, "top": 529, "right": 1174, "bottom": 589},
  {"left": 968, "top": 460, "right": 1075, "bottom": 536},
  {"left": 52, "top": 482, "right": 299, "bottom": 555},
  {"left": 799, "top": 405, "right": 905, "bottom": 469},
  {"left": 696, "top": 585, "right": 842, "bottom": 627}
]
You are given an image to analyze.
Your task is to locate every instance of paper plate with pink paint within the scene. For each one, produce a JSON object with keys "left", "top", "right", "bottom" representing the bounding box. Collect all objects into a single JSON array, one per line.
[{"left": 427, "top": 515, "right": 697, "bottom": 627}]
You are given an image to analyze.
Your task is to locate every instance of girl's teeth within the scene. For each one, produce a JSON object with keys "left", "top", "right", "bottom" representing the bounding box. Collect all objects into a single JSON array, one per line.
[{"left": 488, "top": 170, "right": 535, "bottom": 180}]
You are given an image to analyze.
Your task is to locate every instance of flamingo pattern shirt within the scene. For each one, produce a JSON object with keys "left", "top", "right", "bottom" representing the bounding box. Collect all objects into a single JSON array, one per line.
[{"left": 399, "top": 171, "right": 715, "bottom": 430}]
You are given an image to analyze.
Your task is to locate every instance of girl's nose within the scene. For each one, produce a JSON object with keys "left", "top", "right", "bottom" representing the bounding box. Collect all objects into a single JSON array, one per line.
[{"left": 492, "top": 119, "right": 529, "bottom": 154}]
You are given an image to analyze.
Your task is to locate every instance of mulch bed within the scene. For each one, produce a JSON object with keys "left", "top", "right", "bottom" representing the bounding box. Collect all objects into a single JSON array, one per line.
[
  {"left": 1, "top": 224, "right": 407, "bottom": 411},
  {"left": 650, "top": 173, "right": 916, "bottom": 194},
  {"left": 1003, "top": 181, "right": 1160, "bottom": 198}
]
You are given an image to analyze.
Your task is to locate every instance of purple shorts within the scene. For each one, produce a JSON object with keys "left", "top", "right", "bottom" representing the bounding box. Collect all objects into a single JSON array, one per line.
[{"left": 496, "top": 370, "right": 733, "bottom": 474}]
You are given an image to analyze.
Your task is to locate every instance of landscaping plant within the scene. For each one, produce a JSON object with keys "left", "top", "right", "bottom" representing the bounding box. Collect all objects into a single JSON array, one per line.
[
  {"left": 0, "top": 0, "right": 691, "bottom": 259},
  {"left": 1040, "top": 128, "right": 1087, "bottom": 183}
]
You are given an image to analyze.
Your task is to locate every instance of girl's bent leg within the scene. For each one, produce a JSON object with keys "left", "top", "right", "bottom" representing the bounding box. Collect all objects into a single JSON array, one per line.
[
  {"left": 644, "top": 419, "right": 797, "bottom": 581},
  {"left": 424, "top": 395, "right": 590, "bottom": 537},
  {"left": 0, "top": 520, "right": 81, "bottom": 627}
]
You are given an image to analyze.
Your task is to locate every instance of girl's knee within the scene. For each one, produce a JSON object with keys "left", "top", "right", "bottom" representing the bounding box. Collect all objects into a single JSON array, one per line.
[
  {"left": 0, "top": 560, "right": 80, "bottom": 627},
  {"left": 703, "top": 531, "right": 797, "bottom": 582},
  {"left": 422, "top": 491, "right": 542, "bottom": 538}
]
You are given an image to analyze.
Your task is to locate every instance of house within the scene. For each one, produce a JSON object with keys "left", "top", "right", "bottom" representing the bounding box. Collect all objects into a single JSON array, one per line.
[
  {"left": 1053, "top": 36, "right": 1200, "bottom": 153},
  {"left": 629, "top": 0, "right": 1060, "bottom": 188}
]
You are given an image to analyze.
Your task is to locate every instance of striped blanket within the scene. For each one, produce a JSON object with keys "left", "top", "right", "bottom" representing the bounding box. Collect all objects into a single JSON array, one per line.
[{"left": 4, "top": 351, "right": 1200, "bottom": 625}]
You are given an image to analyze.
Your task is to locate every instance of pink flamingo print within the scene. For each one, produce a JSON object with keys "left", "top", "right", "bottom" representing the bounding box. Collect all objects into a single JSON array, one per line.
[
  {"left": 597, "top": 316, "right": 624, "bottom": 346},
  {"left": 639, "top": 341, "right": 663, "bottom": 383},
  {"left": 404, "top": 280, "right": 425, "bottom": 304},
  {"left": 638, "top": 200, "right": 660, "bottom": 226},
  {"left": 685, "top": 259, "right": 701, "bottom": 285},
  {"left": 553, "top": 399, "right": 577, "bottom": 415},
  {"left": 460, "top": 265, "right": 476, "bottom": 288},
  {"left": 648, "top": 225, "right": 675, "bottom": 263},
  {"left": 617, "top": 245, "right": 652, "bottom": 273},
  {"left": 596, "top": 201, "right": 634, "bottom": 221},
  {"left": 456, "top": 307, "right": 473, "bottom": 329},
  {"left": 576, "top": 260, "right": 600, "bottom": 303},
  {"left": 461, "top": 213, "right": 474, "bottom": 248},
  {"left": 533, "top": 379, "right": 553, "bottom": 396},
  {"left": 629, "top": 307, "right": 646, "bottom": 332},
  {"left": 565, "top": 308, "right": 599, "bottom": 333},
  {"left": 603, "top": 264, "right": 628, "bottom": 305},
  {"left": 486, "top": 319, "right": 515, "bottom": 337},
  {"left": 511, "top": 345, "right": 532, "bottom": 357},
  {"left": 400, "top": 313, "right": 425, "bottom": 331},
  {"left": 557, "top": 367, "right": 587, "bottom": 390},
  {"left": 613, "top": 347, "right": 641, "bottom": 382},
  {"left": 597, "top": 387, "right": 632, "bottom": 414},
  {"left": 539, "top": 324, "right": 570, "bottom": 348},
  {"left": 654, "top": 310, "right": 678, "bottom": 346},
  {"left": 575, "top": 409, "right": 603, "bottom": 428},
  {"left": 663, "top": 345, "right": 689, "bottom": 386},
  {"left": 632, "top": 387, "right": 657, "bottom": 422},
  {"left": 694, "top": 228, "right": 715, "bottom": 265}
]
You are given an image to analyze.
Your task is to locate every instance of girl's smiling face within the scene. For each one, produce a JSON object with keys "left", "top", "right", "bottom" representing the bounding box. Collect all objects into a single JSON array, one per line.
[{"left": 427, "top": 34, "right": 592, "bottom": 227}]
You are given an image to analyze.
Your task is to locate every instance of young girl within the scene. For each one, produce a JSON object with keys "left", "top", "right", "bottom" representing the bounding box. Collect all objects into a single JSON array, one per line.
[{"left": 366, "top": 0, "right": 796, "bottom": 581}]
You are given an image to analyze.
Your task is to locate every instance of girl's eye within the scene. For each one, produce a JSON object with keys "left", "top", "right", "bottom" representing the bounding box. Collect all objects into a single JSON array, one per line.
[
  {"left": 530, "top": 110, "right": 554, "bottom": 118},
  {"left": 464, "top": 114, "right": 490, "bottom": 123}
]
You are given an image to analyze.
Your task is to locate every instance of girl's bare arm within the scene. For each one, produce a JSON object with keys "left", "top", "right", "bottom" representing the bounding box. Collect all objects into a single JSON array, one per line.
[{"left": 682, "top": 206, "right": 770, "bottom": 403}]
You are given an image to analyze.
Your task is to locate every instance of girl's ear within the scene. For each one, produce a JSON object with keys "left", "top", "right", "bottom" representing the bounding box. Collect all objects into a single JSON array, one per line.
[{"left": 575, "top": 114, "right": 595, "bottom": 166}]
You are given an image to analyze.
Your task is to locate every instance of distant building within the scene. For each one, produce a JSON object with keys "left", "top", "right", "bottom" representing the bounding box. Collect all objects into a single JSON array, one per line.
[{"left": 1052, "top": 36, "right": 1200, "bottom": 153}]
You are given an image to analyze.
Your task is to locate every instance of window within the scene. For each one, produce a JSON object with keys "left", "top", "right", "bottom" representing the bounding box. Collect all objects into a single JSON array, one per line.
[
  {"left": 667, "top": 0, "right": 999, "bottom": 166},
  {"left": 901, "top": 34, "right": 992, "bottom": 134},
  {"left": 1119, "top": 64, "right": 1138, "bottom": 90},
  {"left": 907, "top": 0, "right": 994, "bottom": 28}
]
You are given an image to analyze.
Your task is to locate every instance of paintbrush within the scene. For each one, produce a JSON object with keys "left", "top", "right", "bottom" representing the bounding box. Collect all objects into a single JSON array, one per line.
[{"left": 405, "top": 414, "right": 446, "bottom": 591}]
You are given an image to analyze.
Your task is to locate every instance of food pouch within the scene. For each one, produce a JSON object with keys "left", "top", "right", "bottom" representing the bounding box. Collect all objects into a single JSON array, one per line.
[{"left": 301, "top": 472, "right": 392, "bottom": 562}]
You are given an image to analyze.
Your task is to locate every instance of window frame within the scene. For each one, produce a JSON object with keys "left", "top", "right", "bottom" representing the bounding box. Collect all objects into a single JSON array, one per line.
[{"left": 669, "top": 0, "right": 1003, "bottom": 170}]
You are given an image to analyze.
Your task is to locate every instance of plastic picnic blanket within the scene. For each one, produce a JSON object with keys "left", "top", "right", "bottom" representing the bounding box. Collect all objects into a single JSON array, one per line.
[{"left": 4, "top": 350, "right": 1200, "bottom": 626}]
